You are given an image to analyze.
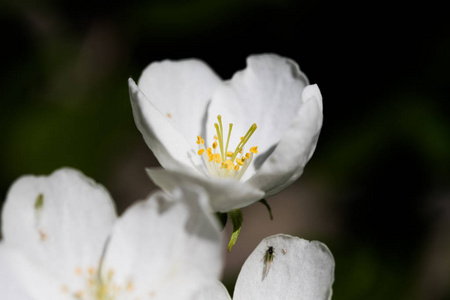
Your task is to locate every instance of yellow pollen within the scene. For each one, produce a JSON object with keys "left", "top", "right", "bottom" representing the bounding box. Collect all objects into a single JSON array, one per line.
[
  {"left": 224, "top": 160, "right": 234, "bottom": 170},
  {"left": 195, "top": 115, "right": 258, "bottom": 179},
  {"left": 196, "top": 136, "right": 204, "bottom": 145},
  {"left": 75, "top": 290, "right": 83, "bottom": 298},
  {"left": 88, "top": 266, "right": 95, "bottom": 275},
  {"left": 75, "top": 267, "right": 82, "bottom": 276}
]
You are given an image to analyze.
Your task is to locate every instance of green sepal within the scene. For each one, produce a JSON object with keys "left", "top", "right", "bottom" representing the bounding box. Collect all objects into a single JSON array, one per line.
[
  {"left": 259, "top": 199, "right": 273, "bottom": 220},
  {"left": 227, "top": 209, "right": 243, "bottom": 252}
]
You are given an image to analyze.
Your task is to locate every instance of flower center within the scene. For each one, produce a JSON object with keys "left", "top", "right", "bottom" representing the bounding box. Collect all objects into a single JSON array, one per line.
[
  {"left": 196, "top": 115, "right": 258, "bottom": 179},
  {"left": 61, "top": 266, "right": 135, "bottom": 300}
]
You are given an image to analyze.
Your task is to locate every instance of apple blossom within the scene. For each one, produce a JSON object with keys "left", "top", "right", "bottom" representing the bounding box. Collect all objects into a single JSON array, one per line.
[
  {"left": 129, "top": 54, "right": 323, "bottom": 213},
  {"left": 0, "top": 168, "right": 223, "bottom": 300}
]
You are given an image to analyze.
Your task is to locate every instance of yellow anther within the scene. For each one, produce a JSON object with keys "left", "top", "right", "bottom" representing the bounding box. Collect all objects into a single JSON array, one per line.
[
  {"left": 196, "top": 116, "right": 258, "bottom": 179},
  {"left": 88, "top": 266, "right": 95, "bottom": 276},
  {"left": 75, "top": 290, "right": 83, "bottom": 298},
  {"left": 196, "top": 136, "right": 204, "bottom": 145},
  {"left": 75, "top": 267, "right": 82, "bottom": 276},
  {"left": 107, "top": 269, "right": 115, "bottom": 280},
  {"left": 223, "top": 160, "right": 234, "bottom": 170},
  {"left": 126, "top": 281, "right": 134, "bottom": 291}
]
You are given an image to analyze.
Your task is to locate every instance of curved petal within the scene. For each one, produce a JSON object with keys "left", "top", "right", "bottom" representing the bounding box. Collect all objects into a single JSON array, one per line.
[
  {"left": 146, "top": 168, "right": 265, "bottom": 212},
  {"left": 194, "top": 281, "right": 232, "bottom": 300},
  {"left": 0, "top": 244, "right": 35, "bottom": 300},
  {"left": 138, "top": 59, "right": 222, "bottom": 143},
  {"left": 101, "top": 186, "right": 224, "bottom": 300},
  {"left": 129, "top": 78, "right": 202, "bottom": 171},
  {"left": 233, "top": 234, "right": 334, "bottom": 300},
  {"left": 1, "top": 168, "right": 117, "bottom": 295},
  {"left": 249, "top": 84, "right": 323, "bottom": 196},
  {"left": 0, "top": 243, "right": 73, "bottom": 300},
  {"left": 206, "top": 54, "right": 309, "bottom": 173}
]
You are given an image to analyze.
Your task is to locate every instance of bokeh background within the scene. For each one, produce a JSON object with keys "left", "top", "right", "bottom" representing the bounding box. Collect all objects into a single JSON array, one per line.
[{"left": 1, "top": 1, "right": 449, "bottom": 299}]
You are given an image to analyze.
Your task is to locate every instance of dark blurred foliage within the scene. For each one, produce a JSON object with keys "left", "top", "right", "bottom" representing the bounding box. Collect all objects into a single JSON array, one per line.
[{"left": 1, "top": 0, "right": 449, "bottom": 299}]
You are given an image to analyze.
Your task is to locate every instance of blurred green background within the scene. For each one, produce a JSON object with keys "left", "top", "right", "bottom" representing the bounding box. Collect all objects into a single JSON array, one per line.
[{"left": 1, "top": 0, "right": 449, "bottom": 299}]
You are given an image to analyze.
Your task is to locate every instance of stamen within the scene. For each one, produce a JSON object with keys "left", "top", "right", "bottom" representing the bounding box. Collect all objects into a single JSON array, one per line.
[
  {"left": 214, "top": 115, "right": 225, "bottom": 161},
  {"left": 225, "top": 123, "right": 233, "bottom": 157},
  {"left": 196, "top": 136, "right": 204, "bottom": 145},
  {"left": 230, "top": 123, "right": 257, "bottom": 161},
  {"left": 195, "top": 115, "right": 258, "bottom": 180}
]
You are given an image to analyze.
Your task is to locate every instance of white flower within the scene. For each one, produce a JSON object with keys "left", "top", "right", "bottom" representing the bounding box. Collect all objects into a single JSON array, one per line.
[
  {"left": 129, "top": 54, "right": 323, "bottom": 212},
  {"left": 0, "top": 168, "right": 223, "bottom": 300},
  {"left": 196, "top": 234, "right": 335, "bottom": 300}
]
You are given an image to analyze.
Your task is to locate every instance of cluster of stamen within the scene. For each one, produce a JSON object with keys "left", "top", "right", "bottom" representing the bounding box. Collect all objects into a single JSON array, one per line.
[
  {"left": 63, "top": 266, "right": 135, "bottom": 300},
  {"left": 196, "top": 115, "right": 258, "bottom": 179}
]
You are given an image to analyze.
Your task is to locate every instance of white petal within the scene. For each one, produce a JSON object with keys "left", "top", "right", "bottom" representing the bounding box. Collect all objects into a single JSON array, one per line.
[
  {"left": 101, "top": 186, "right": 224, "bottom": 299},
  {"left": 1, "top": 168, "right": 117, "bottom": 295},
  {"left": 0, "top": 244, "right": 35, "bottom": 300},
  {"left": 249, "top": 84, "right": 323, "bottom": 196},
  {"left": 233, "top": 234, "right": 334, "bottom": 300},
  {"left": 0, "top": 243, "right": 73, "bottom": 300},
  {"left": 193, "top": 281, "right": 232, "bottom": 300},
  {"left": 146, "top": 168, "right": 265, "bottom": 212},
  {"left": 129, "top": 78, "right": 202, "bottom": 171},
  {"left": 138, "top": 59, "right": 222, "bottom": 143},
  {"left": 206, "top": 54, "right": 309, "bottom": 172}
]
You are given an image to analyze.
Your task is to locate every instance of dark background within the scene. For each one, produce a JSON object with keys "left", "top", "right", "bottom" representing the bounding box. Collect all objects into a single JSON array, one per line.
[{"left": 1, "top": 1, "right": 449, "bottom": 299}]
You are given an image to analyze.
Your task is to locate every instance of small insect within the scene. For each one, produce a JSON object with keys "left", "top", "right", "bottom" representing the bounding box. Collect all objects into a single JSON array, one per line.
[
  {"left": 263, "top": 246, "right": 275, "bottom": 279},
  {"left": 282, "top": 248, "right": 287, "bottom": 255}
]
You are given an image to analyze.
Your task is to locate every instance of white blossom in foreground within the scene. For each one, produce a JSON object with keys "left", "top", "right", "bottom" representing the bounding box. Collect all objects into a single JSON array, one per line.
[
  {"left": 197, "top": 234, "right": 335, "bottom": 300},
  {"left": 129, "top": 54, "right": 323, "bottom": 212},
  {"left": 0, "top": 168, "right": 223, "bottom": 300}
]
